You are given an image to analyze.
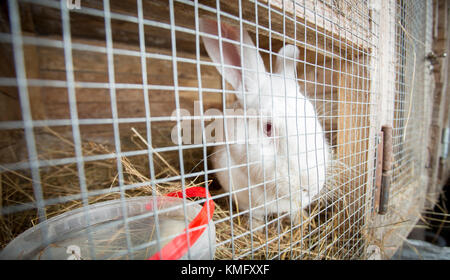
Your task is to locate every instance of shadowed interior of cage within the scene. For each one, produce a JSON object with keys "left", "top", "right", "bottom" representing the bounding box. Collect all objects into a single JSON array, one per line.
[{"left": 0, "top": 0, "right": 376, "bottom": 259}]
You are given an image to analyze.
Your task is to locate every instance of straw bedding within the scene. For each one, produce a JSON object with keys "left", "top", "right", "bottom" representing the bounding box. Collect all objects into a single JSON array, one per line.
[{"left": 0, "top": 124, "right": 369, "bottom": 259}]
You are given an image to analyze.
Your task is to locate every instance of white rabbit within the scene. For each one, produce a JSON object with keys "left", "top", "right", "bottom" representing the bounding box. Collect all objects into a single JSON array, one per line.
[{"left": 199, "top": 18, "right": 329, "bottom": 227}]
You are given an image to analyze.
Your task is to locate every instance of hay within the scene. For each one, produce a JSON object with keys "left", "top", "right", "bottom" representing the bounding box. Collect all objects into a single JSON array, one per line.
[{"left": 0, "top": 126, "right": 369, "bottom": 259}]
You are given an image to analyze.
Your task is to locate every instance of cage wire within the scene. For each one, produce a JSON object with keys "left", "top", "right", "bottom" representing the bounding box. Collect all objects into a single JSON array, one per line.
[
  {"left": 391, "top": 0, "right": 431, "bottom": 199},
  {"left": 0, "top": 0, "right": 428, "bottom": 260}
]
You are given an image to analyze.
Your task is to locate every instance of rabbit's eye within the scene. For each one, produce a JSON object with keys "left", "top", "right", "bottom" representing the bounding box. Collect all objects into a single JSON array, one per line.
[{"left": 264, "top": 122, "right": 273, "bottom": 137}]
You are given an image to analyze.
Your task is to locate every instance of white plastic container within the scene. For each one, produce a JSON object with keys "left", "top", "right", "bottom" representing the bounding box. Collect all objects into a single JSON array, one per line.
[{"left": 0, "top": 196, "right": 216, "bottom": 260}]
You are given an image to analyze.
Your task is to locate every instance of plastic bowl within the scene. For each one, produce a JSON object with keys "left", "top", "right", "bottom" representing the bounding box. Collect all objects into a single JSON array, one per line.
[{"left": 0, "top": 196, "right": 216, "bottom": 260}]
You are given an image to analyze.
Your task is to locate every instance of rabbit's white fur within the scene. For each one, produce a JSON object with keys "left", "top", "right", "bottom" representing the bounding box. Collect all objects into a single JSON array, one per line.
[{"left": 200, "top": 18, "right": 329, "bottom": 225}]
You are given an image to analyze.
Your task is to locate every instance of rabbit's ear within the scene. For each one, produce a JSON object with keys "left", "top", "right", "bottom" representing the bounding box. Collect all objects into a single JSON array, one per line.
[
  {"left": 199, "top": 18, "right": 266, "bottom": 99},
  {"left": 275, "top": 45, "right": 300, "bottom": 79}
]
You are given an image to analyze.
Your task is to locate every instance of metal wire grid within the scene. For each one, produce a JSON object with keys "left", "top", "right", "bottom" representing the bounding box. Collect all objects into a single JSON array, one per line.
[
  {"left": 0, "top": 0, "right": 378, "bottom": 259},
  {"left": 391, "top": 0, "right": 431, "bottom": 198}
]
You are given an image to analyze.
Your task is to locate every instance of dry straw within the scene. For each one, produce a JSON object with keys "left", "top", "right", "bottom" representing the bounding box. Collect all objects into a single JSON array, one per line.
[{"left": 1, "top": 125, "right": 370, "bottom": 259}]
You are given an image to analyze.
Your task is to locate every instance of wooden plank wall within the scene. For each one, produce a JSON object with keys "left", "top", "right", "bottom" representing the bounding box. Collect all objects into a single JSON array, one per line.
[
  {"left": 1, "top": 0, "right": 370, "bottom": 146},
  {"left": 427, "top": 0, "right": 450, "bottom": 206}
]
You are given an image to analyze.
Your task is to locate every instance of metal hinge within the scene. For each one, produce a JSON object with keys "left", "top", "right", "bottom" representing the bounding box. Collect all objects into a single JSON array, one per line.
[{"left": 373, "top": 125, "right": 393, "bottom": 215}]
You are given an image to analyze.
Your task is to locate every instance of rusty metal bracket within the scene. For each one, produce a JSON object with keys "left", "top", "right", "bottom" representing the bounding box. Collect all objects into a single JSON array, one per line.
[
  {"left": 373, "top": 131, "right": 384, "bottom": 214},
  {"left": 374, "top": 125, "right": 393, "bottom": 215}
]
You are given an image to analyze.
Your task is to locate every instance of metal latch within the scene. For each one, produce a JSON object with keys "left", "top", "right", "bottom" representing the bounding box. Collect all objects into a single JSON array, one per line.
[
  {"left": 426, "top": 51, "right": 447, "bottom": 65},
  {"left": 374, "top": 125, "right": 393, "bottom": 215}
]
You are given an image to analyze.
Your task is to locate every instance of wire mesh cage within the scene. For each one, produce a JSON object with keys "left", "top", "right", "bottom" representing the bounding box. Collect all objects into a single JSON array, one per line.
[
  {"left": 0, "top": 0, "right": 436, "bottom": 260},
  {"left": 392, "top": 0, "right": 430, "bottom": 194}
]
